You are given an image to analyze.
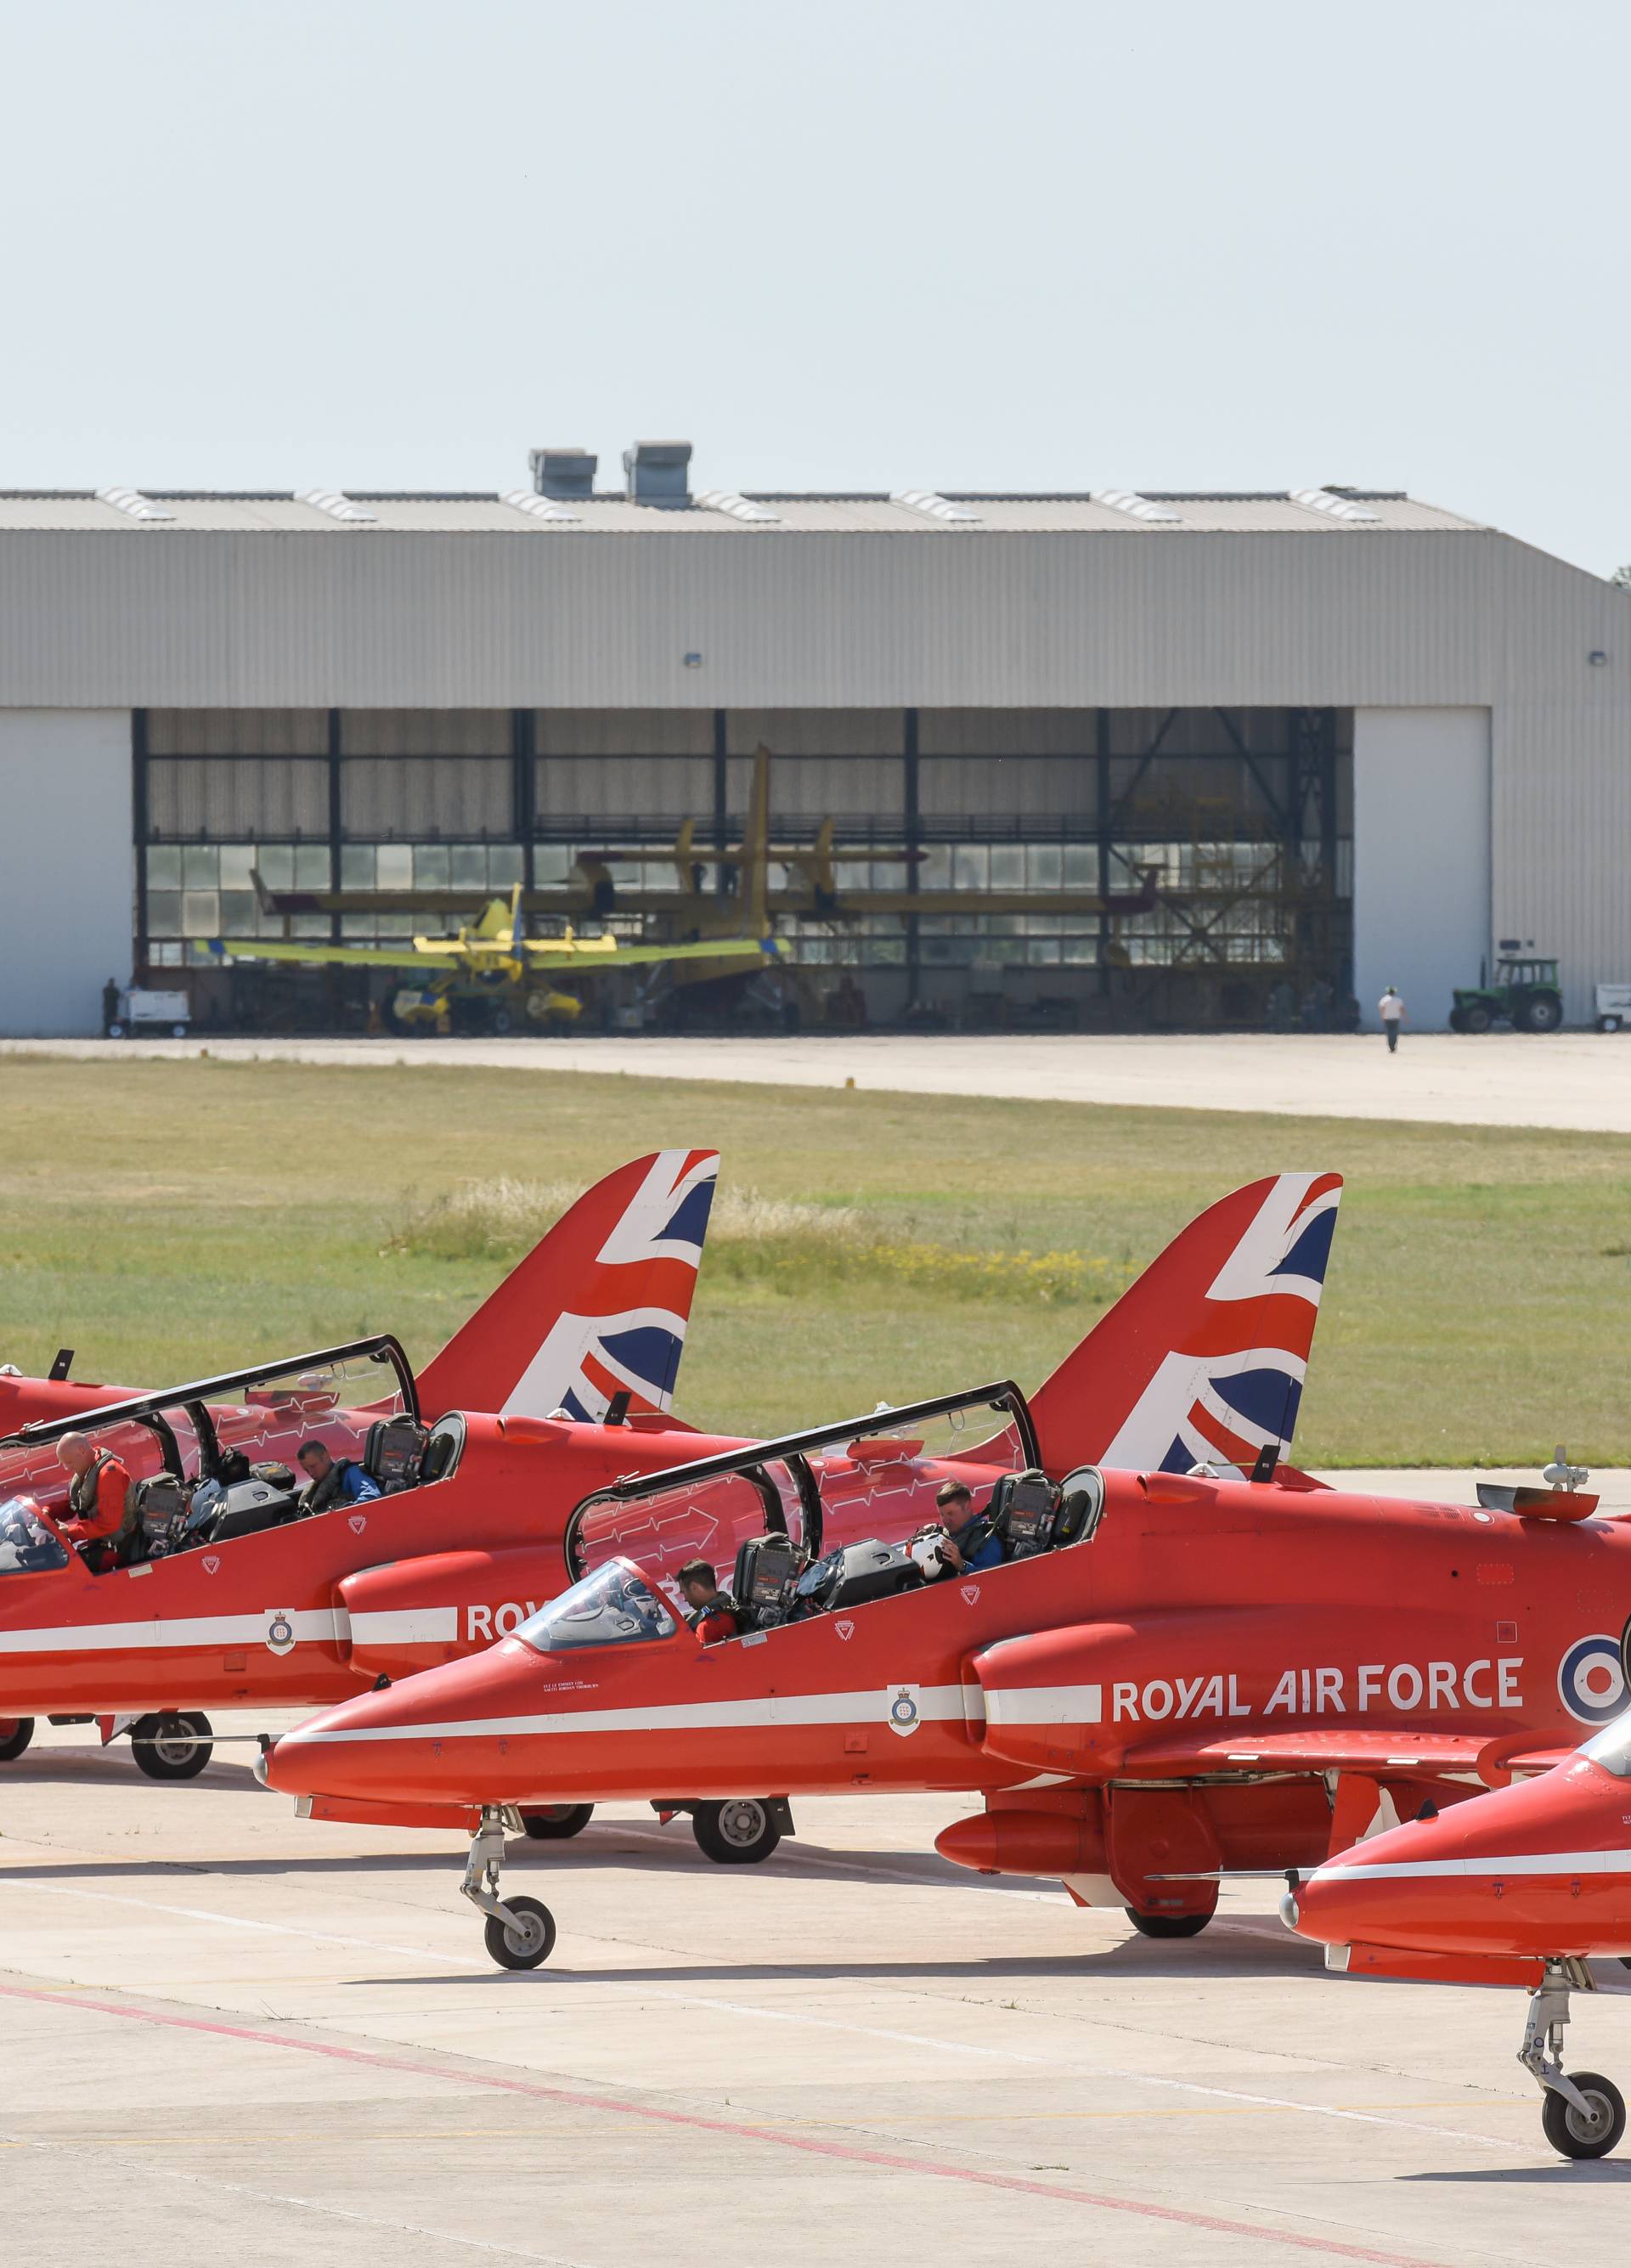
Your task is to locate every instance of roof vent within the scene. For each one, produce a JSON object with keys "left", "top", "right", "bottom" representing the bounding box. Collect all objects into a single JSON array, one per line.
[
  {"left": 624, "top": 440, "right": 692, "bottom": 509},
  {"left": 1289, "top": 487, "right": 1381, "bottom": 524},
  {"left": 1092, "top": 488, "right": 1182, "bottom": 524},
  {"left": 696, "top": 488, "right": 782, "bottom": 524},
  {"left": 95, "top": 485, "right": 174, "bottom": 523},
  {"left": 295, "top": 488, "right": 377, "bottom": 524},
  {"left": 889, "top": 489, "right": 981, "bottom": 524},
  {"left": 528, "top": 447, "right": 597, "bottom": 503},
  {"left": 500, "top": 488, "right": 579, "bottom": 525}
]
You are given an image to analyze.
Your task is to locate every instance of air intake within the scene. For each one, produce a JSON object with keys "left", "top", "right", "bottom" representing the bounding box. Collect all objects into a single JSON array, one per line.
[
  {"left": 528, "top": 447, "right": 597, "bottom": 502},
  {"left": 624, "top": 440, "right": 692, "bottom": 509}
]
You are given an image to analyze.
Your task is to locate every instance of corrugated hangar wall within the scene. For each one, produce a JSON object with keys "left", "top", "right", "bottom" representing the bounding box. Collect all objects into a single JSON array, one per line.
[{"left": 0, "top": 518, "right": 1626, "bottom": 1033}]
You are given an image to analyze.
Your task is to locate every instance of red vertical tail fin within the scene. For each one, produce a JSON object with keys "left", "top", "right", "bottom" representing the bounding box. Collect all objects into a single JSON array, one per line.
[
  {"left": 416, "top": 1150, "right": 719, "bottom": 1421},
  {"left": 1030, "top": 1172, "right": 1342, "bottom": 1477}
]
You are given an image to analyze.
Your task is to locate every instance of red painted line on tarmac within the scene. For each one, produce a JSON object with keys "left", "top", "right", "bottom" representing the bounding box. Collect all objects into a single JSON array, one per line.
[{"left": 0, "top": 1980, "right": 1448, "bottom": 2265}]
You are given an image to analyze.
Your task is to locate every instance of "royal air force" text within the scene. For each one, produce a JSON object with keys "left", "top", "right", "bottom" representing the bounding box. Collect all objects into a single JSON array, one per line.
[{"left": 1110, "top": 1659, "right": 1524, "bottom": 1722}]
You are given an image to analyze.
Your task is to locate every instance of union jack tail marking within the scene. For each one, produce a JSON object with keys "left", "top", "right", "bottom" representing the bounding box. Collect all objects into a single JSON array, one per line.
[
  {"left": 416, "top": 1150, "right": 718, "bottom": 1422},
  {"left": 1028, "top": 1171, "right": 1342, "bottom": 1478}
]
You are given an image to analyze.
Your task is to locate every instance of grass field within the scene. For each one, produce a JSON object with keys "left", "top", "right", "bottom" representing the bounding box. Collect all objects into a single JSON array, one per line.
[{"left": 2, "top": 1053, "right": 1628, "bottom": 1465}]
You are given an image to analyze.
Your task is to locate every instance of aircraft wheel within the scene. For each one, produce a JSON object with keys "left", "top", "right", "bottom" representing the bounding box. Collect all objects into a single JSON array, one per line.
[
  {"left": 1124, "top": 1906, "right": 1212, "bottom": 1939},
  {"left": 692, "top": 1798, "right": 782, "bottom": 1865},
  {"left": 521, "top": 1803, "right": 594, "bottom": 1842},
  {"left": 1542, "top": 2072, "right": 1626, "bottom": 2160},
  {"left": 484, "top": 1896, "right": 556, "bottom": 1970},
  {"left": 0, "top": 1718, "right": 35, "bottom": 1763},
  {"left": 132, "top": 1712, "right": 213, "bottom": 1781}
]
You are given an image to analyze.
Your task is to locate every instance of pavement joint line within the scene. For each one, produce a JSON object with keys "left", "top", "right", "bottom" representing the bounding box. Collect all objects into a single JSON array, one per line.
[
  {"left": 0, "top": 2125, "right": 601, "bottom": 2267},
  {"left": 0, "top": 1870, "right": 1527, "bottom": 2150},
  {"left": 0, "top": 1980, "right": 1467, "bottom": 2266}
]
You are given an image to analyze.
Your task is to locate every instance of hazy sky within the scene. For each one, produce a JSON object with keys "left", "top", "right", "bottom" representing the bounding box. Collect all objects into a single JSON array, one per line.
[{"left": 2, "top": 0, "right": 1626, "bottom": 573}]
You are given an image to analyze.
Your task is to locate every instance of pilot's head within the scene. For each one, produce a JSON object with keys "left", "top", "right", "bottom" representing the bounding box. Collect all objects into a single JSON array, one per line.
[
  {"left": 297, "top": 1441, "right": 335, "bottom": 1483},
  {"left": 676, "top": 1558, "right": 720, "bottom": 1608},
  {"left": 936, "top": 1480, "right": 974, "bottom": 1534},
  {"left": 56, "top": 1432, "right": 94, "bottom": 1479}
]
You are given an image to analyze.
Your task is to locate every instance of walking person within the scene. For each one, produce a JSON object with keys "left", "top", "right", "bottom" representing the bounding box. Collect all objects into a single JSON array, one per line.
[{"left": 1379, "top": 984, "right": 1407, "bottom": 1053}]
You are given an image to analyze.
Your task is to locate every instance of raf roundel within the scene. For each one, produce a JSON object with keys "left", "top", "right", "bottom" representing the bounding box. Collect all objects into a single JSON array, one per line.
[{"left": 1557, "top": 1633, "right": 1627, "bottom": 1724}]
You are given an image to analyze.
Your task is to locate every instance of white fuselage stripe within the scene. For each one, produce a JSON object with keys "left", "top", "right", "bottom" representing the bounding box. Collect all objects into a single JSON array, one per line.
[
  {"left": 1312, "top": 1848, "right": 1631, "bottom": 1884},
  {"left": 0, "top": 1608, "right": 345, "bottom": 1655},
  {"left": 279, "top": 1681, "right": 979, "bottom": 1745},
  {"left": 983, "top": 1683, "right": 1103, "bottom": 1725},
  {"left": 347, "top": 1609, "right": 459, "bottom": 1645}
]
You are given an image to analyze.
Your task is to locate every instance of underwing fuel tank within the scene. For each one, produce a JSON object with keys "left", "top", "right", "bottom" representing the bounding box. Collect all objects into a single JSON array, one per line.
[{"left": 935, "top": 1802, "right": 1107, "bottom": 1876}]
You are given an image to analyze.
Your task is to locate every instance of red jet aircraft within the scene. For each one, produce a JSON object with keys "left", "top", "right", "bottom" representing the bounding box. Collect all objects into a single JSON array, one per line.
[
  {"left": 0, "top": 1148, "right": 720, "bottom": 1785},
  {"left": 1284, "top": 1704, "right": 1631, "bottom": 2159},
  {"left": 17, "top": 1171, "right": 1340, "bottom": 1866},
  {"left": 255, "top": 1170, "right": 1470, "bottom": 1968},
  {"left": 261, "top": 1323, "right": 1631, "bottom": 1979}
]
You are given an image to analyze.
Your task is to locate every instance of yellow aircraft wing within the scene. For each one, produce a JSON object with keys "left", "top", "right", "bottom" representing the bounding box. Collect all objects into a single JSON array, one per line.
[
  {"left": 211, "top": 939, "right": 465, "bottom": 970},
  {"left": 212, "top": 933, "right": 770, "bottom": 975}
]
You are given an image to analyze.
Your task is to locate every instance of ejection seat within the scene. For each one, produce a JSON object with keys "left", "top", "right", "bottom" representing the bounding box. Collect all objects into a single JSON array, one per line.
[{"left": 362, "top": 1415, "right": 430, "bottom": 1495}]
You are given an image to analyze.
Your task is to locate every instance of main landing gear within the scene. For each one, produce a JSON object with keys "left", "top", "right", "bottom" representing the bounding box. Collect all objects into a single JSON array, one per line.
[
  {"left": 521, "top": 1803, "right": 594, "bottom": 1842},
  {"left": 19, "top": 1712, "right": 214, "bottom": 1779},
  {"left": 652, "top": 1796, "right": 791, "bottom": 1865},
  {"left": 129, "top": 1712, "right": 214, "bottom": 1781},
  {"left": 1521, "top": 1959, "right": 1627, "bottom": 2160},
  {"left": 464, "top": 1806, "right": 558, "bottom": 1972},
  {"left": 1124, "top": 1906, "right": 1212, "bottom": 1939}
]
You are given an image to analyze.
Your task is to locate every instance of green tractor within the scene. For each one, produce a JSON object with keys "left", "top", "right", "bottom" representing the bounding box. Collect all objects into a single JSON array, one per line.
[{"left": 1450, "top": 948, "right": 1565, "bottom": 1034}]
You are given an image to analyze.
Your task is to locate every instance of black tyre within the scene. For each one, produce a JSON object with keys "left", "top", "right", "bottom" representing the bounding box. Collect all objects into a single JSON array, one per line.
[
  {"left": 131, "top": 1712, "right": 213, "bottom": 1781},
  {"left": 1542, "top": 2071, "right": 1625, "bottom": 2160},
  {"left": 1448, "top": 1007, "right": 1469, "bottom": 1033},
  {"left": 0, "top": 1717, "right": 35, "bottom": 1763},
  {"left": 1521, "top": 992, "right": 1563, "bottom": 1034},
  {"left": 1600, "top": 1016, "right": 1623, "bottom": 1034},
  {"left": 692, "top": 1798, "right": 782, "bottom": 1865},
  {"left": 483, "top": 1895, "right": 556, "bottom": 1970},
  {"left": 1462, "top": 1002, "right": 1494, "bottom": 1035},
  {"left": 1124, "top": 1906, "right": 1213, "bottom": 1939},
  {"left": 521, "top": 1803, "right": 594, "bottom": 1842},
  {"left": 490, "top": 1004, "right": 516, "bottom": 1035}
]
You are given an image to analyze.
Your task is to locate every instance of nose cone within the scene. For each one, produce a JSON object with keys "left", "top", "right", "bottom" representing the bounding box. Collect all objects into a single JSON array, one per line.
[
  {"left": 1291, "top": 1757, "right": 1621, "bottom": 1961},
  {"left": 264, "top": 1642, "right": 545, "bottom": 1807}
]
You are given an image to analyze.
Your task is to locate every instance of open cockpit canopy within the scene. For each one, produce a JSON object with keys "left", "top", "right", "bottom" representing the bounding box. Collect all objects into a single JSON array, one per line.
[
  {"left": 0, "top": 1336, "right": 419, "bottom": 1535},
  {"left": 565, "top": 1379, "right": 1037, "bottom": 1600}
]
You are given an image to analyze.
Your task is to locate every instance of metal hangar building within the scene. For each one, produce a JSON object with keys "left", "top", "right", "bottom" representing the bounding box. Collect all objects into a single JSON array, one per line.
[{"left": 0, "top": 445, "right": 1623, "bottom": 1035}]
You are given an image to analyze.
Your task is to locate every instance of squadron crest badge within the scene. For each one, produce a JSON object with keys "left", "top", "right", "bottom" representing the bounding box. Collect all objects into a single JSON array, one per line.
[
  {"left": 264, "top": 1609, "right": 297, "bottom": 1656},
  {"left": 885, "top": 1684, "right": 923, "bottom": 1737}
]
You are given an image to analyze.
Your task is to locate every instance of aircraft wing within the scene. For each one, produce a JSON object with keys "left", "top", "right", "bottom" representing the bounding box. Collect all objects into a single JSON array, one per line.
[
  {"left": 521, "top": 934, "right": 769, "bottom": 970},
  {"left": 1119, "top": 1726, "right": 1578, "bottom": 1782},
  {"left": 212, "top": 939, "right": 462, "bottom": 971}
]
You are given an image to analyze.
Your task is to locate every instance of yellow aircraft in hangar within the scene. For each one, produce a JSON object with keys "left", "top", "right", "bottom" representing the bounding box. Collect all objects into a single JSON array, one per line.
[{"left": 211, "top": 886, "right": 770, "bottom": 1035}]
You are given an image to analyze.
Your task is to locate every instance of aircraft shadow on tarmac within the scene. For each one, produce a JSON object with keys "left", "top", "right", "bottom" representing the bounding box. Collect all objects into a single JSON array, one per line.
[
  {"left": 1407, "top": 2165, "right": 1631, "bottom": 2186},
  {"left": 347, "top": 1942, "right": 1316, "bottom": 1986}
]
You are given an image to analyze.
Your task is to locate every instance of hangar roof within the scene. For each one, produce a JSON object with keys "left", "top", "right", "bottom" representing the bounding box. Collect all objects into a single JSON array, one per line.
[{"left": 0, "top": 488, "right": 1482, "bottom": 536}]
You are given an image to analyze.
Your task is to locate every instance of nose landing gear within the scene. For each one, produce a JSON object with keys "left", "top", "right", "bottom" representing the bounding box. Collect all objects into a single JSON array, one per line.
[
  {"left": 1521, "top": 1959, "right": 1627, "bottom": 2159},
  {"left": 462, "top": 1805, "right": 558, "bottom": 1971}
]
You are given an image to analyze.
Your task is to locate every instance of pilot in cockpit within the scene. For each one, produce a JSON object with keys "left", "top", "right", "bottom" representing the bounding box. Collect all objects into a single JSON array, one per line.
[
  {"left": 676, "top": 1559, "right": 740, "bottom": 1644},
  {"left": 927, "top": 1480, "right": 1004, "bottom": 1575}
]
